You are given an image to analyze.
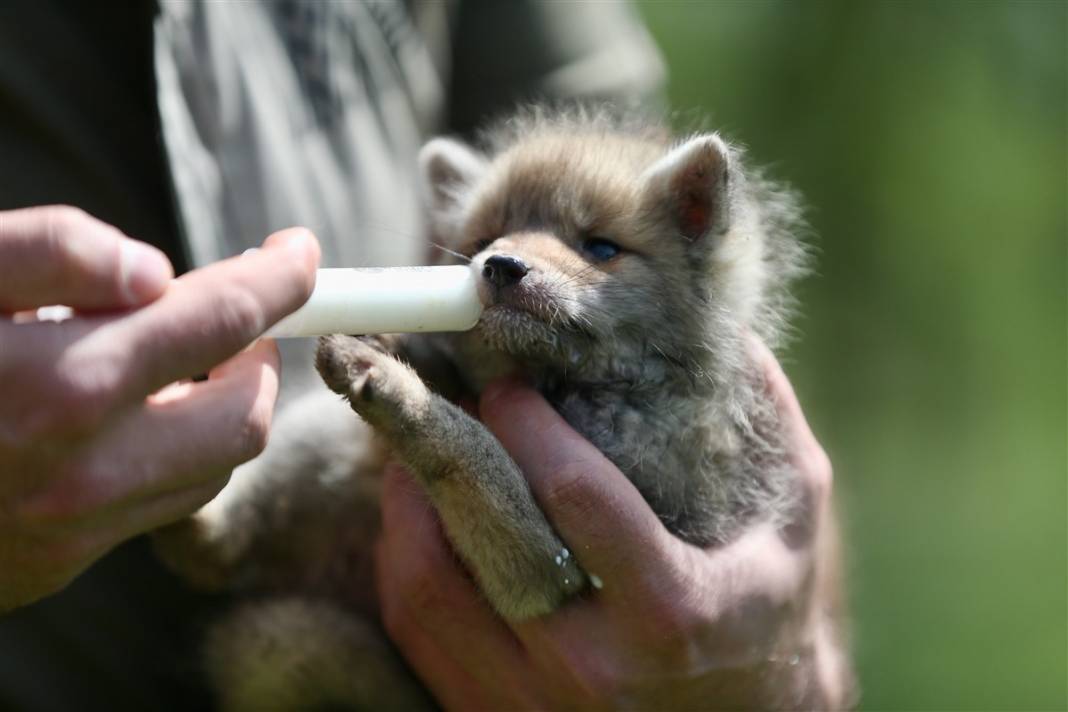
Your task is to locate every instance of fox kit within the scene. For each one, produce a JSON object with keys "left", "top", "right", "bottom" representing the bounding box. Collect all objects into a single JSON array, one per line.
[{"left": 155, "top": 109, "right": 810, "bottom": 710}]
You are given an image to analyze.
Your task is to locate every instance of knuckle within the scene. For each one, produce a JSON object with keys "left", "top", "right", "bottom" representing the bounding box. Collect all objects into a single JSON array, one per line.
[
  {"left": 634, "top": 583, "right": 708, "bottom": 668},
  {"left": 645, "top": 595, "right": 693, "bottom": 645},
  {"left": 44, "top": 206, "right": 94, "bottom": 261},
  {"left": 46, "top": 205, "right": 92, "bottom": 237},
  {"left": 542, "top": 463, "right": 598, "bottom": 521},
  {"left": 41, "top": 360, "right": 129, "bottom": 437},
  {"left": 233, "top": 403, "right": 271, "bottom": 463},
  {"left": 43, "top": 206, "right": 129, "bottom": 297},
  {"left": 210, "top": 286, "right": 267, "bottom": 348},
  {"left": 67, "top": 355, "right": 127, "bottom": 408}
]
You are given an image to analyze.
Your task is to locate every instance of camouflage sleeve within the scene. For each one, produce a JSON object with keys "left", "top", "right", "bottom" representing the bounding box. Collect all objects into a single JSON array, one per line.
[{"left": 443, "top": 0, "right": 666, "bottom": 133}]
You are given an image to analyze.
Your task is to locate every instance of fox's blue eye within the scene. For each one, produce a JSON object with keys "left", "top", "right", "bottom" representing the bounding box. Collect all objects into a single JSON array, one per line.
[{"left": 582, "top": 237, "right": 621, "bottom": 262}]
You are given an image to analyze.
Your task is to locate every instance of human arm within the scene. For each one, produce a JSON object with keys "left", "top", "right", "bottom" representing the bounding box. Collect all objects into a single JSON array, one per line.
[
  {"left": 0, "top": 205, "right": 320, "bottom": 612},
  {"left": 374, "top": 341, "right": 854, "bottom": 710}
]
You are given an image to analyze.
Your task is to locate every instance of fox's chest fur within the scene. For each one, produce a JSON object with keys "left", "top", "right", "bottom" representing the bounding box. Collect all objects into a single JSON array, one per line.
[{"left": 443, "top": 322, "right": 790, "bottom": 549}]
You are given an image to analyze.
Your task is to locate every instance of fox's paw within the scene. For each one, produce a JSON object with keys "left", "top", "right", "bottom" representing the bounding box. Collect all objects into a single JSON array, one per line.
[
  {"left": 315, "top": 335, "right": 392, "bottom": 397},
  {"left": 316, "top": 335, "right": 428, "bottom": 425}
]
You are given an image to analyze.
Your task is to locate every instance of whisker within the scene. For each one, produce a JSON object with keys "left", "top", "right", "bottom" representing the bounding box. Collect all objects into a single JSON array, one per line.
[
  {"left": 429, "top": 242, "right": 472, "bottom": 263},
  {"left": 345, "top": 221, "right": 475, "bottom": 266}
]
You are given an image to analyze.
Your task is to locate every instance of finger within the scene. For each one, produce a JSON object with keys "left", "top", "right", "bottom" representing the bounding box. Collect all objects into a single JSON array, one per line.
[
  {"left": 207, "top": 338, "right": 278, "bottom": 380},
  {"left": 0, "top": 228, "right": 317, "bottom": 431},
  {"left": 26, "top": 475, "right": 229, "bottom": 608},
  {"left": 686, "top": 520, "right": 814, "bottom": 656},
  {"left": 479, "top": 380, "right": 679, "bottom": 598},
  {"left": 375, "top": 599, "right": 501, "bottom": 712},
  {"left": 115, "top": 227, "right": 319, "bottom": 392},
  {"left": 748, "top": 336, "right": 833, "bottom": 538},
  {"left": 16, "top": 339, "right": 280, "bottom": 527},
  {"left": 538, "top": 529, "right": 813, "bottom": 666},
  {"left": 748, "top": 336, "right": 825, "bottom": 465},
  {"left": 104, "top": 479, "right": 228, "bottom": 550},
  {"left": 108, "top": 338, "right": 281, "bottom": 501},
  {"left": 0, "top": 205, "right": 172, "bottom": 311},
  {"left": 376, "top": 465, "right": 528, "bottom": 689}
]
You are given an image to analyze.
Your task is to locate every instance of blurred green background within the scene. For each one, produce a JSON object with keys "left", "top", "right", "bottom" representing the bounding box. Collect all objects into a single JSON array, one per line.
[{"left": 635, "top": 1, "right": 1066, "bottom": 709}]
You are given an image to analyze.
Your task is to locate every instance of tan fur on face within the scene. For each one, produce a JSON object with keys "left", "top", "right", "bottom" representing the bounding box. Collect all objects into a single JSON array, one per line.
[{"left": 463, "top": 131, "right": 671, "bottom": 259}]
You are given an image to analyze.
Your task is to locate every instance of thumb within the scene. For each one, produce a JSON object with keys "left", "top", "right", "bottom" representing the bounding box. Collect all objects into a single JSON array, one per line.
[
  {"left": 0, "top": 206, "right": 173, "bottom": 312},
  {"left": 479, "top": 379, "right": 679, "bottom": 596}
]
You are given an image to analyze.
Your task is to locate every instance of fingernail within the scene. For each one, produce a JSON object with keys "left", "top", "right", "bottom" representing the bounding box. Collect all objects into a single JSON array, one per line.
[
  {"left": 284, "top": 229, "right": 309, "bottom": 254},
  {"left": 263, "top": 228, "right": 319, "bottom": 273},
  {"left": 241, "top": 247, "right": 261, "bottom": 258},
  {"left": 120, "top": 241, "right": 173, "bottom": 304},
  {"left": 284, "top": 229, "right": 320, "bottom": 275}
]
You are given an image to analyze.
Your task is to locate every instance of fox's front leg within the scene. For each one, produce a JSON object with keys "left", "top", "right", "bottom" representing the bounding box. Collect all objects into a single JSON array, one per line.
[{"left": 317, "top": 335, "right": 586, "bottom": 620}]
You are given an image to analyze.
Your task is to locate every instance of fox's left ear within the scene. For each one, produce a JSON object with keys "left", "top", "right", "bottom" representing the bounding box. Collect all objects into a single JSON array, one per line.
[
  {"left": 418, "top": 137, "right": 488, "bottom": 213},
  {"left": 641, "top": 133, "right": 733, "bottom": 241}
]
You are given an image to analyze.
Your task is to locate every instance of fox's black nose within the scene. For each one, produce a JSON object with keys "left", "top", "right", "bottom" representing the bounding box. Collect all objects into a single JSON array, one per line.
[{"left": 482, "top": 255, "right": 529, "bottom": 288}]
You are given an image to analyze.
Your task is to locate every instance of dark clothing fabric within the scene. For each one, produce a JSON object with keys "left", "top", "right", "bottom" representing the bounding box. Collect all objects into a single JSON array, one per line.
[
  {"left": 0, "top": 0, "right": 187, "bottom": 270},
  {"left": 0, "top": 539, "right": 225, "bottom": 711}
]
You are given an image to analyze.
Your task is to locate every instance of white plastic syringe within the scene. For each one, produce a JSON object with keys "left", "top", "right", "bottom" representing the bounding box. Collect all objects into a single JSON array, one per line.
[{"left": 265, "top": 266, "right": 483, "bottom": 338}]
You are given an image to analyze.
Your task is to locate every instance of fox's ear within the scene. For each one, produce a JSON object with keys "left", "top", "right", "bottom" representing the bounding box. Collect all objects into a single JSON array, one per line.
[
  {"left": 418, "top": 137, "right": 488, "bottom": 213},
  {"left": 642, "top": 133, "right": 732, "bottom": 241}
]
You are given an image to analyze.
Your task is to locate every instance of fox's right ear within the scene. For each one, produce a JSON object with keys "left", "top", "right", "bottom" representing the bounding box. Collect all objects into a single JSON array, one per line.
[
  {"left": 641, "top": 133, "right": 733, "bottom": 242},
  {"left": 418, "top": 138, "right": 488, "bottom": 214}
]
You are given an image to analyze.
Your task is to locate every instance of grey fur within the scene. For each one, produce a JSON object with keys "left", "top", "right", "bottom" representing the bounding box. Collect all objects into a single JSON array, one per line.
[{"left": 154, "top": 108, "right": 810, "bottom": 710}]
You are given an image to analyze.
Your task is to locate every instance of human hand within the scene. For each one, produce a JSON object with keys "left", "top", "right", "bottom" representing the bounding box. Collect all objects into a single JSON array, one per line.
[
  {"left": 0, "top": 206, "right": 320, "bottom": 612},
  {"left": 375, "top": 340, "right": 853, "bottom": 710}
]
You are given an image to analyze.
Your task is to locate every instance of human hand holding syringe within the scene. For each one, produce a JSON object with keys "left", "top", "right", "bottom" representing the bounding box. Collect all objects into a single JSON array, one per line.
[{"left": 0, "top": 208, "right": 320, "bottom": 611}]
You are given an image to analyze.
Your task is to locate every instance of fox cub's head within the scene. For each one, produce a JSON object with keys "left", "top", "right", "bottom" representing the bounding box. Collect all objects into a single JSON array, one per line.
[{"left": 419, "top": 112, "right": 805, "bottom": 388}]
